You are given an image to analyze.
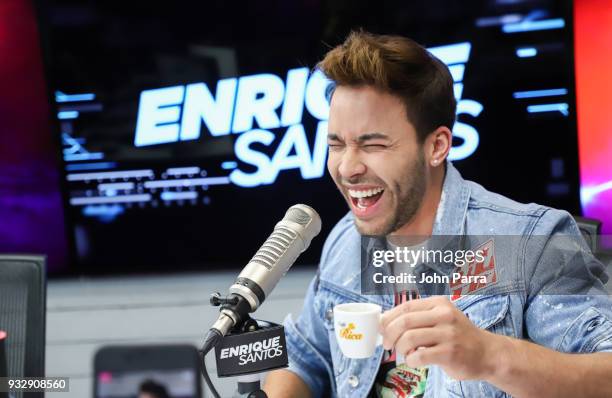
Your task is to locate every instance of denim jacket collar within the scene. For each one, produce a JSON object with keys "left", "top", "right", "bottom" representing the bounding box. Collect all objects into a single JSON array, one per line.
[{"left": 432, "top": 161, "right": 471, "bottom": 236}]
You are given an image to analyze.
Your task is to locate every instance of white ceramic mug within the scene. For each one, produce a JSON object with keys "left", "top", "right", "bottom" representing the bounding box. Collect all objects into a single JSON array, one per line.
[{"left": 333, "top": 302, "right": 383, "bottom": 359}]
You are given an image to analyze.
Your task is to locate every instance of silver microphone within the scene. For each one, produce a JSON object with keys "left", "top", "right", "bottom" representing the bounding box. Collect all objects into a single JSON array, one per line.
[{"left": 211, "top": 204, "right": 321, "bottom": 336}]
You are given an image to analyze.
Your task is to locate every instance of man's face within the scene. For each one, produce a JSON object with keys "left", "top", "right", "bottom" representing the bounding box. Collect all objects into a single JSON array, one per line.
[{"left": 327, "top": 85, "right": 426, "bottom": 236}]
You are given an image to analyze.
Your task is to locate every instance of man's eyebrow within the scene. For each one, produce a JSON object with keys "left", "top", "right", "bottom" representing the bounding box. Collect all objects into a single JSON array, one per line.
[
  {"left": 356, "top": 132, "right": 390, "bottom": 143},
  {"left": 327, "top": 133, "right": 343, "bottom": 141}
]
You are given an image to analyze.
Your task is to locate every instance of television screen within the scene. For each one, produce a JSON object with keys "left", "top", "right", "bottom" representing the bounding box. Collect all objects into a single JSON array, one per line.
[{"left": 39, "top": 0, "right": 582, "bottom": 274}]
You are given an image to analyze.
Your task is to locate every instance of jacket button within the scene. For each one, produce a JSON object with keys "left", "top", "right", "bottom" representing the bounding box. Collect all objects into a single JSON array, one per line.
[
  {"left": 348, "top": 375, "right": 359, "bottom": 388},
  {"left": 325, "top": 308, "right": 334, "bottom": 322}
]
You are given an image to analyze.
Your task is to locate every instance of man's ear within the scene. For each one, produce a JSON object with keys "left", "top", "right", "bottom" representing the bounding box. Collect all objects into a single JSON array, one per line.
[{"left": 425, "top": 126, "right": 452, "bottom": 167}]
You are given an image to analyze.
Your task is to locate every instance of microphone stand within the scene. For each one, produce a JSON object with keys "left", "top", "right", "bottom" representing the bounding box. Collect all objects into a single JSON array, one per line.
[
  {"left": 228, "top": 316, "right": 268, "bottom": 398},
  {"left": 202, "top": 293, "right": 289, "bottom": 398},
  {"left": 235, "top": 373, "right": 267, "bottom": 398}
]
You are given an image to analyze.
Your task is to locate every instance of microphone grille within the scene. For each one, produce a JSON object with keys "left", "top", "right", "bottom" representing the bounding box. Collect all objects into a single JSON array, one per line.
[
  {"left": 247, "top": 204, "right": 321, "bottom": 271},
  {"left": 285, "top": 207, "right": 312, "bottom": 225},
  {"left": 250, "top": 226, "right": 296, "bottom": 270}
]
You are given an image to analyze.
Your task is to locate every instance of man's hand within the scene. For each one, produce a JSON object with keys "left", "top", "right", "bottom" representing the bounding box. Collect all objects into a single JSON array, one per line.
[
  {"left": 380, "top": 295, "right": 496, "bottom": 381},
  {"left": 264, "top": 369, "right": 312, "bottom": 398}
]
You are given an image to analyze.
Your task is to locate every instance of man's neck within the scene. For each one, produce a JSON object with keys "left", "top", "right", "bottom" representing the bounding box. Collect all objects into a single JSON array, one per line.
[{"left": 391, "top": 166, "right": 445, "bottom": 237}]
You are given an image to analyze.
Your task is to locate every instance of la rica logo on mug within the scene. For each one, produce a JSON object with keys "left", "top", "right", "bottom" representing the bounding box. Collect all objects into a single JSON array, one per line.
[
  {"left": 339, "top": 322, "right": 363, "bottom": 340},
  {"left": 334, "top": 302, "right": 382, "bottom": 358}
]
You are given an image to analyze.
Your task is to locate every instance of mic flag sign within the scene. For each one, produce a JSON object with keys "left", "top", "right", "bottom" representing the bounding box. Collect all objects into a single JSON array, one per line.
[{"left": 214, "top": 322, "right": 288, "bottom": 377}]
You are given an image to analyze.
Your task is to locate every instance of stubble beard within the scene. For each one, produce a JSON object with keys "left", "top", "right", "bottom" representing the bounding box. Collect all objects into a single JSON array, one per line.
[{"left": 353, "top": 151, "right": 427, "bottom": 236}]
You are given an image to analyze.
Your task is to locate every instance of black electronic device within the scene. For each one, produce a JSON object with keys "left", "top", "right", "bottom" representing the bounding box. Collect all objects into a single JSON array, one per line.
[{"left": 93, "top": 344, "right": 202, "bottom": 398}]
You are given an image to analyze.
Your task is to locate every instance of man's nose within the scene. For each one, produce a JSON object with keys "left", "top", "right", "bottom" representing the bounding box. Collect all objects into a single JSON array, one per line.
[{"left": 338, "top": 148, "right": 366, "bottom": 180}]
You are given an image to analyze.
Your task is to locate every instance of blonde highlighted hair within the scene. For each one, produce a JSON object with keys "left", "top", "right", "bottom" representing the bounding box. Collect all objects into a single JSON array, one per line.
[{"left": 318, "top": 30, "right": 456, "bottom": 141}]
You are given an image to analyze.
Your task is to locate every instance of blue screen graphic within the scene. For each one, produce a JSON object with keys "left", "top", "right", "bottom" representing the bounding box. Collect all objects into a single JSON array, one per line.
[{"left": 44, "top": 0, "right": 580, "bottom": 273}]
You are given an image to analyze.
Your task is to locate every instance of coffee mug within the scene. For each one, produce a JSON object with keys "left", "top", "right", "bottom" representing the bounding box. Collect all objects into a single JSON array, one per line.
[{"left": 333, "top": 302, "right": 383, "bottom": 359}]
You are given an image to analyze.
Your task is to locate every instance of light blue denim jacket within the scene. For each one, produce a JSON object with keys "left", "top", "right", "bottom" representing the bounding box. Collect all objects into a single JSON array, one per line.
[{"left": 283, "top": 161, "right": 612, "bottom": 397}]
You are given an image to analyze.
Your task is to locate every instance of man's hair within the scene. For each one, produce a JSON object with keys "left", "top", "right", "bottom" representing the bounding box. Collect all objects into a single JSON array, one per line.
[
  {"left": 317, "top": 30, "right": 456, "bottom": 142},
  {"left": 139, "top": 379, "right": 170, "bottom": 398}
]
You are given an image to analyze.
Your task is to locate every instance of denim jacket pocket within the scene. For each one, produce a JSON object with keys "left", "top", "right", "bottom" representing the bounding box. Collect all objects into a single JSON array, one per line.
[
  {"left": 455, "top": 294, "right": 511, "bottom": 334},
  {"left": 451, "top": 295, "right": 512, "bottom": 398},
  {"left": 558, "top": 306, "right": 612, "bottom": 353}
]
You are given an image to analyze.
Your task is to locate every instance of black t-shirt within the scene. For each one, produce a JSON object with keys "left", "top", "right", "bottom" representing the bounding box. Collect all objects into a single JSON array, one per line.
[{"left": 369, "top": 290, "right": 428, "bottom": 398}]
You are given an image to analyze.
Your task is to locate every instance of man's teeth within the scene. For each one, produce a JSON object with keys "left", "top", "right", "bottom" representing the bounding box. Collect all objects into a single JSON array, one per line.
[{"left": 348, "top": 187, "right": 384, "bottom": 199}]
